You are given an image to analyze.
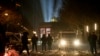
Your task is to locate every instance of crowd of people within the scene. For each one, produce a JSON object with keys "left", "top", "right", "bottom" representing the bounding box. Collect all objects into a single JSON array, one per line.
[
  {"left": 20, "top": 31, "right": 100, "bottom": 56},
  {"left": 0, "top": 21, "right": 100, "bottom": 56},
  {"left": 41, "top": 34, "right": 53, "bottom": 51},
  {"left": 20, "top": 32, "right": 53, "bottom": 55}
]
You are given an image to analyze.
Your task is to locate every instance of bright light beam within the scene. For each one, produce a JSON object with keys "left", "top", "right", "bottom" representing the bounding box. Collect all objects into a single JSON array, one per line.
[
  {"left": 40, "top": 0, "right": 62, "bottom": 22},
  {"left": 54, "top": 0, "right": 62, "bottom": 18},
  {"left": 40, "top": 0, "right": 48, "bottom": 22},
  {"left": 48, "top": 0, "right": 53, "bottom": 22}
]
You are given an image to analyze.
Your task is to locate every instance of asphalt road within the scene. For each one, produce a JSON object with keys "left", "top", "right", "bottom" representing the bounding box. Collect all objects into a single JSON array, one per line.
[{"left": 21, "top": 50, "right": 100, "bottom": 56}]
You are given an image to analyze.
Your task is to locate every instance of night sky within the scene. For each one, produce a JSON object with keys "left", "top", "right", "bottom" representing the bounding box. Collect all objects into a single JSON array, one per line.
[
  {"left": 21, "top": 0, "right": 43, "bottom": 30},
  {"left": 61, "top": 0, "right": 100, "bottom": 27},
  {"left": 21, "top": 0, "right": 100, "bottom": 28},
  {"left": 0, "top": 0, "right": 100, "bottom": 30}
]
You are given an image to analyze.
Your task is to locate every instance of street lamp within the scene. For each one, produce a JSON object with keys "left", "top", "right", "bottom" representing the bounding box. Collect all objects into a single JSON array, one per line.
[
  {"left": 4, "top": 13, "right": 8, "bottom": 16},
  {"left": 33, "top": 31, "right": 37, "bottom": 34},
  {"left": 94, "top": 23, "right": 97, "bottom": 31},
  {"left": 86, "top": 25, "right": 89, "bottom": 33},
  {"left": 4, "top": 12, "right": 9, "bottom": 22}
]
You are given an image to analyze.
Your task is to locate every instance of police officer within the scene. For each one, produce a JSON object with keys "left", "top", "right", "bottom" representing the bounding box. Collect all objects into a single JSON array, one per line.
[
  {"left": 47, "top": 34, "right": 53, "bottom": 50},
  {"left": 31, "top": 34, "right": 38, "bottom": 52},
  {"left": 41, "top": 34, "right": 47, "bottom": 51}
]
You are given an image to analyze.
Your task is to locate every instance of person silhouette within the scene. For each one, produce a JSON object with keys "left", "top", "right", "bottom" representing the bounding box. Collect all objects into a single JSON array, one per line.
[
  {"left": 20, "top": 32, "right": 29, "bottom": 55},
  {"left": 88, "top": 32, "right": 97, "bottom": 55},
  {"left": 47, "top": 34, "right": 53, "bottom": 50},
  {"left": 98, "top": 35, "right": 100, "bottom": 48},
  {"left": 31, "top": 34, "right": 38, "bottom": 52},
  {"left": 41, "top": 34, "right": 47, "bottom": 51}
]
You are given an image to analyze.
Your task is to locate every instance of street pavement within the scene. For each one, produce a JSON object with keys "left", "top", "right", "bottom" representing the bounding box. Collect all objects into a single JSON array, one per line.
[
  {"left": 20, "top": 41, "right": 100, "bottom": 56},
  {"left": 21, "top": 50, "right": 100, "bottom": 56}
]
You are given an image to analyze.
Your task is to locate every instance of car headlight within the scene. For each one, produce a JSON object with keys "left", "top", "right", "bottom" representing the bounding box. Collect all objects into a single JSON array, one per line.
[
  {"left": 73, "top": 39, "right": 80, "bottom": 47},
  {"left": 59, "top": 39, "right": 67, "bottom": 47}
]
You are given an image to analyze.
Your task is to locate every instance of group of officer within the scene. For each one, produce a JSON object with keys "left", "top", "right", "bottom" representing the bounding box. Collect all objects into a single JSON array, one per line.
[
  {"left": 31, "top": 33, "right": 53, "bottom": 51},
  {"left": 21, "top": 32, "right": 53, "bottom": 55}
]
